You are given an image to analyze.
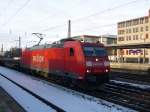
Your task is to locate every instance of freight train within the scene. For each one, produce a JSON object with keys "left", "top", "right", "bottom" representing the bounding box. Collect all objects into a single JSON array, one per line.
[{"left": 21, "top": 39, "right": 110, "bottom": 84}]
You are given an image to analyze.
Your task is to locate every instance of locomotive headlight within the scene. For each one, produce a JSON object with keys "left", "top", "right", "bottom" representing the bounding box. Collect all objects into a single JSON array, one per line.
[
  {"left": 86, "top": 61, "right": 92, "bottom": 67},
  {"left": 105, "top": 69, "right": 109, "bottom": 72},
  {"left": 13, "top": 57, "right": 20, "bottom": 60},
  {"left": 104, "top": 61, "right": 110, "bottom": 66},
  {"left": 87, "top": 69, "right": 91, "bottom": 73}
]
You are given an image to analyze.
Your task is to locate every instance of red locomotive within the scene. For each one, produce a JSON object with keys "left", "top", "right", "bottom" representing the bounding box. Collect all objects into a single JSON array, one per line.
[{"left": 21, "top": 39, "right": 110, "bottom": 83}]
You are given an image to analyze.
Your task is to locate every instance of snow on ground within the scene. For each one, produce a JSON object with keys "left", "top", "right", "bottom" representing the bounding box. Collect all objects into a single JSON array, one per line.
[
  {"left": 111, "top": 80, "right": 150, "bottom": 90},
  {"left": 0, "top": 75, "right": 56, "bottom": 112},
  {"left": 0, "top": 66, "right": 136, "bottom": 112}
]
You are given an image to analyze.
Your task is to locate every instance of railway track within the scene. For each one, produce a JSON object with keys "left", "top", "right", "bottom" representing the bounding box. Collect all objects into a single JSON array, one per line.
[
  {"left": 0, "top": 73, "right": 65, "bottom": 112},
  {"left": 25, "top": 70, "right": 150, "bottom": 112},
  {"left": 0, "top": 67, "right": 137, "bottom": 112},
  {"left": 110, "top": 71, "right": 150, "bottom": 83},
  {"left": 89, "top": 81, "right": 150, "bottom": 112},
  {"left": 45, "top": 75, "right": 150, "bottom": 111},
  {"left": 1, "top": 66, "right": 150, "bottom": 112}
]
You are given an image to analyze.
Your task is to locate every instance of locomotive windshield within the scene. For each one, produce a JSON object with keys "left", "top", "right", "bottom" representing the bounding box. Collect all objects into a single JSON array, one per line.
[{"left": 83, "top": 47, "right": 107, "bottom": 57}]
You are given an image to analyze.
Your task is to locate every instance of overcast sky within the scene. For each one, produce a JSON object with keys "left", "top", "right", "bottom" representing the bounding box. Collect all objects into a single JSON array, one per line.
[{"left": 0, "top": 0, "right": 150, "bottom": 50}]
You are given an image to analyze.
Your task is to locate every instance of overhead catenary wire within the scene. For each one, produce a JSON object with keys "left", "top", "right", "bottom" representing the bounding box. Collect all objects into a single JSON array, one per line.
[
  {"left": 73, "top": 23, "right": 116, "bottom": 33},
  {"left": 2, "top": 0, "right": 31, "bottom": 26},
  {"left": 42, "top": 24, "right": 66, "bottom": 32},
  {"left": 43, "top": 23, "right": 116, "bottom": 40},
  {"left": 72, "top": 0, "right": 143, "bottom": 23},
  {"left": 39, "top": 0, "right": 147, "bottom": 41},
  {"left": 2, "top": 0, "right": 13, "bottom": 14},
  {"left": 34, "top": 0, "right": 89, "bottom": 28},
  {"left": 2, "top": 0, "right": 148, "bottom": 48},
  {"left": 41, "top": 0, "right": 144, "bottom": 32}
]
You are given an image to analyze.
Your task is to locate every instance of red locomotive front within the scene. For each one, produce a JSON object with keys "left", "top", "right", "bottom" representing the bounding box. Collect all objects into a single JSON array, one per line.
[{"left": 82, "top": 43, "right": 110, "bottom": 83}]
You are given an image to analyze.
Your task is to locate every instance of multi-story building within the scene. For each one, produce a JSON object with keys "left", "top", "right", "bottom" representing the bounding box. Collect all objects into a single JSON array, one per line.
[{"left": 117, "top": 9, "right": 150, "bottom": 63}]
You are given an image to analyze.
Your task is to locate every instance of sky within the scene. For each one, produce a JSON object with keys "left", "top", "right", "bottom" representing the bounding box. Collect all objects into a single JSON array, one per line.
[{"left": 0, "top": 0, "right": 150, "bottom": 50}]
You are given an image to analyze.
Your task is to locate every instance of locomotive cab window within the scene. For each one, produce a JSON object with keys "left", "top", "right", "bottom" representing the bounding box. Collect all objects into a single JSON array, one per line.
[
  {"left": 70, "top": 48, "right": 74, "bottom": 56},
  {"left": 83, "top": 47, "right": 107, "bottom": 57}
]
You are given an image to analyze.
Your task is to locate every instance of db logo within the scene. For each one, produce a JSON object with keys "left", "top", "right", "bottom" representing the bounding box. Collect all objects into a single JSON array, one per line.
[{"left": 33, "top": 55, "right": 44, "bottom": 62}]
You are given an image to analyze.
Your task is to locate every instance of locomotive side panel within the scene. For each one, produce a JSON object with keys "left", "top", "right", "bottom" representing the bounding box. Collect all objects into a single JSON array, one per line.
[
  {"left": 48, "top": 48, "right": 65, "bottom": 74},
  {"left": 64, "top": 41, "right": 86, "bottom": 79}
]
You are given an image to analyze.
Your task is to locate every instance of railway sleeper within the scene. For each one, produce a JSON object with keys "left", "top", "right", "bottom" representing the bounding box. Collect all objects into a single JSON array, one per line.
[{"left": 97, "top": 88, "right": 150, "bottom": 111}]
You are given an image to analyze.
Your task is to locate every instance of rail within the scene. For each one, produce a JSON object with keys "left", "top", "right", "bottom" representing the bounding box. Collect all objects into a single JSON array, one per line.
[{"left": 0, "top": 73, "right": 65, "bottom": 112}]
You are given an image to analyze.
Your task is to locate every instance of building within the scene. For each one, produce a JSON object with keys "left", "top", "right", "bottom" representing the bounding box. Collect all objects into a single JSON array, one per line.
[
  {"left": 99, "top": 35, "right": 117, "bottom": 45},
  {"left": 72, "top": 35, "right": 117, "bottom": 45},
  {"left": 117, "top": 9, "right": 150, "bottom": 63},
  {"left": 72, "top": 35, "right": 99, "bottom": 43}
]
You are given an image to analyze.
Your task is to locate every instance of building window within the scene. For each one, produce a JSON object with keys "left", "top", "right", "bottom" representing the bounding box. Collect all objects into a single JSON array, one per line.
[
  {"left": 129, "top": 21, "right": 132, "bottom": 26},
  {"left": 140, "top": 27, "right": 143, "bottom": 32},
  {"left": 136, "top": 27, "right": 138, "bottom": 32},
  {"left": 145, "top": 17, "right": 148, "bottom": 23},
  {"left": 136, "top": 35, "right": 138, "bottom": 40},
  {"left": 146, "top": 26, "right": 148, "bottom": 31},
  {"left": 122, "top": 22, "right": 125, "bottom": 27},
  {"left": 133, "top": 20, "right": 136, "bottom": 25},
  {"left": 133, "top": 19, "right": 139, "bottom": 25},
  {"left": 126, "top": 29, "right": 131, "bottom": 34},
  {"left": 126, "top": 29, "right": 128, "bottom": 34},
  {"left": 118, "top": 37, "right": 124, "bottom": 41},
  {"left": 133, "top": 35, "right": 135, "bottom": 40},
  {"left": 129, "top": 29, "right": 131, "bottom": 33},
  {"left": 118, "top": 30, "right": 125, "bottom": 35},
  {"left": 126, "top": 21, "right": 132, "bottom": 27},
  {"left": 146, "top": 34, "right": 148, "bottom": 39},
  {"left": 118, "top": 22, "right": 125, "bottom": 28},
  {"left": 140, "top": 18, "right": 144, "bottom": 24},
  {"left": 118, "top": 24, "right": 120, "bottom": 28},
  {"left": 129, "top": 36, "right": 131, "bottom": 40},
  {"left": 136, "top": 19, "right": 139, "bottom": 25},
  {"left": 133, "top": 28, "right": 135, "bottom": 33}
]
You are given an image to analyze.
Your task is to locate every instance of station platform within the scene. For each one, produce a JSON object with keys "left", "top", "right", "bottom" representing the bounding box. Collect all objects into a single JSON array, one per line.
[
  {"left": 110, "top": 62, "right": 150, "bottom": 74},
  {"left": 0, "top": 87, "right": 25, "bottom": 112}
]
